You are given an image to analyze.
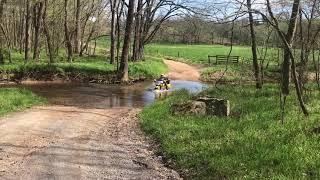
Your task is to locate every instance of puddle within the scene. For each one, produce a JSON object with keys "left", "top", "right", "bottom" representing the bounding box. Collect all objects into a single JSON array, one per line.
[{"left": 2, "top": 80, "right": 207, "bottom": 108}]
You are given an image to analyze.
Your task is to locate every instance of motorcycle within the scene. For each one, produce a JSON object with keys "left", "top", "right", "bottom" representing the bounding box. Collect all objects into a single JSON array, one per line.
[{"left": 154, "top": 79, "right": 171, "bottom": 91}]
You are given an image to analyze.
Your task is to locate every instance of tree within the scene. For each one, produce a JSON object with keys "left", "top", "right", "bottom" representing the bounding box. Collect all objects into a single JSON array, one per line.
[
  {"left": 74, "top": 0, "right": 81, "bottom": 54},
  {"left": 33, "top": 1, "right": 44, "bottom": 61},
  {"left": 118, "top": 0, "right": 136, "bottom": 82},
  {"left": 24, "top": 0, "right": 31, "bottom": 62},
  {"left": 131, "top": 0, "right": 193, "bottom": 61},
  {"left": 261, "top": 0, "right": 308, "bottom": 115},
  {"left": 109, "top": 0, "right": 118, "bottom": 64},
  {"left": 64, "top": 0, "right": 73, "bottom": 62},
  {"left": 132, "top": 0, "right": 143, "bottom": 61},
  {"left": 247, "top": 0, "right": 262, "bottom": 89},
  {"left": 297, "top": 0, "right": 320, "bottom": 89},
  {"left": 42, "top": 0, "right": 54, "bottom": 63},
  {"left": 0, "top": 0, "right": 7, "bottom": 64}
]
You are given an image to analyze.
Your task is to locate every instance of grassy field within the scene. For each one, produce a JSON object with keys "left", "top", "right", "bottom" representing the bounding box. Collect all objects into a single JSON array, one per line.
[
  {"left": 146, "top": 43, "right": 320, "bottom": 83},
  {"left": 145, "top": 44, "right": 284, "bottom": 82},
  {"left": 0, "top": 88, "right": 46, "bottom": 116},
  {"left": 140, "top": 86, "right": 320, "bottom": 179},
  {"left": 145, "top": 44, "right": 281, "bottom": 64}
]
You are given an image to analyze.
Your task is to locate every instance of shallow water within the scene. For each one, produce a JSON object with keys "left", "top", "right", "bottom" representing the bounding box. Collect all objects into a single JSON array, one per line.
[{"left": 3, "top": 80, "right": 207, "bottom": 108}]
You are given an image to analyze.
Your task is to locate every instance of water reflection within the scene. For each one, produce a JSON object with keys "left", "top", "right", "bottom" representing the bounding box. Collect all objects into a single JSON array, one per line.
[{"left": 1, "top": 80, "right": 206, "bottom": 108}]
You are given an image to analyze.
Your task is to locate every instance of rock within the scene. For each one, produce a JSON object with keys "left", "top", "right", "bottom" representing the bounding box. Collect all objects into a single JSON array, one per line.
[
  {"left": 197, "top": 97, "right": 230, "bottom": 116},
  {"left": 170, "top": 97, "right": 230, "bottom": 117},
  {"left": 170, "top": 100, "right": 206, "bottom": 116},
  {"left": 190, "top": 101, "right": 207, "bottom": 115}
]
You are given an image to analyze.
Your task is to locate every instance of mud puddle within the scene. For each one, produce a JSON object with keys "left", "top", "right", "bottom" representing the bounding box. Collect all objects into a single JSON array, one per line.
[{"left": 4, "top": 80, "right": 206, "bottom": 108}]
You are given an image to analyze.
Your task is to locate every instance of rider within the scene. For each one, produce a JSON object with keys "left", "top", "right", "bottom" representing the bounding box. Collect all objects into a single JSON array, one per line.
[
  {"left": 159, "top": 74, "right": 167, "bottom": 81},
  {"left": 158, "top": 74, "right": 169, "bottom": 90}
]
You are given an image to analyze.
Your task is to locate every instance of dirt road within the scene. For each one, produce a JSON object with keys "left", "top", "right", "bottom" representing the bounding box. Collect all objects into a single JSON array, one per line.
[
  {"left": 0, "top": 59, "right": 199, "bottom": 179},
  {"left": 165, "top": 60, "right": 200, "bottom": 81},
  {"left": 0, "top": 106, "right": 180, "bottom": 179}
]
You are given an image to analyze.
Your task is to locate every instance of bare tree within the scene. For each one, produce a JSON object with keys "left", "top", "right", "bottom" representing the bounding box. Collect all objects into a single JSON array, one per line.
[
  {"left": 33, "top": 1, "right": 44, "bottom": 61},
  {"left": 116, "top": 0, "right": 124, "bottom": 70},
  {"left": 0, "top": 0, "right": 7, "bottom": 64},
  {"left": 247, "top": 0, "right": 262, "bottom": 89},
  {"left": 24, "top": 0, "right": 31, "bottom": 62},
  {"left": 260, "top": 0, "right": 309, "bottom": 116},
  {"left": 64, "top": 0, "right": 73, "bottom": 62},
  {"left": 298, "top": 0, "right": 320, "bottom": 89},
  {"left": 42, "top": 0, "right": 54, "bottom": 63},
  {"left": 74, "top": 0, "right": 81, "bottom": 54},
  {"left": 109, "top": 0, "right": 118, "bottom": 64},
  {"left": 132, "top": 0, "right": 143, "bottom": 61},
  {"left": 118, "top": 0, "right": 136, "bottom": 82},
  {"left": 131, "top": 0, "right": 194, "bottom": 61}
]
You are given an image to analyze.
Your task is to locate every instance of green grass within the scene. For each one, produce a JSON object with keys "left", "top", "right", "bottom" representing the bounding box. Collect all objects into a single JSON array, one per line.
[
  {"left": 140, "top": 85, "right": 320, "bottom": 179},
  {"left": 0, "top": 88, "right": 46, "bottom": 116},
  {"left": 145, "top": 44, "right": 280, "bottom": 65},
  {"left": 145, "top": 44, "right": 283, "bottom": 82},
  {"left": 0, "top": 51, "right": 168, "bottom": 81},
  {"left": 129, "top": 57, "right": 168, "bottom": 79},
  {"left": 146, "top": 43, "right": 318, "bottom": 83}
]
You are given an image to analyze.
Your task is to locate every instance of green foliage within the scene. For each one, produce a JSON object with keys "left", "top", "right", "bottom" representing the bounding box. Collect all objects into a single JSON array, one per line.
[
  {"left": 0, "top": 88, "right": 46, "bottom": 116},
  {"left": 140, "top": 85, "right": 320, "bottom": 179}
]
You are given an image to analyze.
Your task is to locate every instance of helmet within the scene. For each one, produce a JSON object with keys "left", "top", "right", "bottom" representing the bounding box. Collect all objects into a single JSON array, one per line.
[{"left": 160, "top": 74, "right": 165, "bottom": 77}]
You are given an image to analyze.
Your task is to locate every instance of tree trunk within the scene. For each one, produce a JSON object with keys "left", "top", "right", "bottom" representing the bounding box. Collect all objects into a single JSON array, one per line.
[
  {"left": 281, "top": 0, "right": 300, "bottom": 96},
  {"left": 24, "top": 0, "right": 31, "bottom": 62},
  {"left": 33, "top": 2, "right": 44, "bottom": 62},
  {"left": 118, "top": 0, "right": 135, "bottom": 82},
  {"left": 116, "top": 0, "right": 124, "bottom": 71},
  {"left": 12, "top": 8, "right": 17, "bottom": 48},
  {"left": 42, "top": 0, "right": 54, "bottom": 63},
  {"left": 247, "top": 0, "right": 262, "bottom": 89},
  {"left": 298, "top": 0, "right": 316, "bottom": 89},
  {"left": 74, "top": 0, "right": 81, "bottom": 54},
  {"left": 0, "top": 0, "right": 6, "bottom": 64},
  {"left": 271, "top": 0, "right": 308, "bottom": 115},
  {"left": 0, "top": 0, "right": 6, "bottom": 20},
  {"left": 19, "top": 3, "right": 24, "bottom": 54},
  {"left": 80, "top": 26, "right": 95, "bottom": 56},
  {"left": 132, "top": 0, "right": 143, "bottom": 61},
  {"left": 0, "top": 49, "right": 3, "bottom": 64},
  {"left": 109, "top": 0, "right": 118, "bottom": 64},
  {"left": 264, "top": 0, "right": 308, "bottom": 115},
  {"left": 64, "top": 0, "right": 73, "bottom": 62}
]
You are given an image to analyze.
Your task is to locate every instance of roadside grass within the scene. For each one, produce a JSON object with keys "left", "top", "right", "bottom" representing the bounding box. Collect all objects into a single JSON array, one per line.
[
  {"left": 0, "top": 88, "right": 46, "bottom": 116},
  {"left": 200, "top": 63, "right": 281, "bottom": 82},
  {"left": 200, "top": 64, "right": 254, "bottom": 82},
  {"left": 140, "top": 85, "right": 320, "bottom": 179},
  {"left": 0, "top": 51, "right": 168, "bottom": 80},
  {"left": 129, "top": 57, "right": 168, "bottom": 79}
]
